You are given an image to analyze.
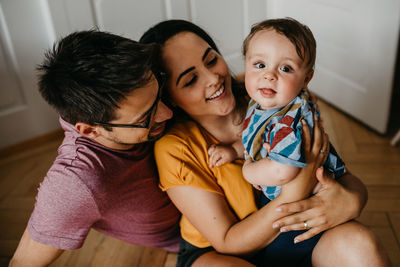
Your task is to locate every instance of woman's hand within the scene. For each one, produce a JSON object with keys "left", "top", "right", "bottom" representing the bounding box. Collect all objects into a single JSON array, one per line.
[
  {"left": 278, "top": 117, "right": 329, "bottom": 200},
  {"left": 273, "top": 169, "right": 366, "bottom": 243},
  {"left": 303, "top": 116, "right": 329, "bottom": 169}
]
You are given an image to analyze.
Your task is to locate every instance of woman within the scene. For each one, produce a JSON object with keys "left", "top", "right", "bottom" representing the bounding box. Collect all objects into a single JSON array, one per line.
[{"left": 140, "top": 20, "right": 389, "bottom": 266}]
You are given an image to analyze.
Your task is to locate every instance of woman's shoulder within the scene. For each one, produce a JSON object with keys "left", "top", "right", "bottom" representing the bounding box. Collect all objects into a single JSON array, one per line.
[
  {"left": 168, "top": 120, "right": 200, "bottom": 135},
  {"left": 158, "top": 120, "right": 200, "bottom": 142},
  {"left": 155, "top": 120, "right": 207, "bottom": 153}
]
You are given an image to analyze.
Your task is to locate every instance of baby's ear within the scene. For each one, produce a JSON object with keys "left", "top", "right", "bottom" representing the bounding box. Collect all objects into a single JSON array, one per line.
[{"left": 304, "top": 69, "right": 314, "bottom": 86}]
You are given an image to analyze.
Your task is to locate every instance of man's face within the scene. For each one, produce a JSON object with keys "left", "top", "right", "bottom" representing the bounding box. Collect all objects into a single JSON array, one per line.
[{"left": 95, "top": 73, "right": 173, "bottom": 150}]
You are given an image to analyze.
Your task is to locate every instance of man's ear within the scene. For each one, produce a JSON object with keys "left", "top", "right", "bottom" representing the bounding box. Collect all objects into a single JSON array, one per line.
[
  {"left": 304, "top": 69, "right": 314, "bottom": 87},
  {"left": 75, "top": 122, "right": 101, "bottom": 139}
]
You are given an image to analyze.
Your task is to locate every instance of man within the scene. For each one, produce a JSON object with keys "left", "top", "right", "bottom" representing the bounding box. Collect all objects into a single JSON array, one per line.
[{"left": 10, "top": 30, "right": 181, "bottom": 266}]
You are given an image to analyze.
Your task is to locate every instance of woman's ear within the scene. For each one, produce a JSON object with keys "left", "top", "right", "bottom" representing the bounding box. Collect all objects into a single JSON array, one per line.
[
  {"left": 304, "top": 70, "right": 314, "bottom": 87},
  {"left": 75, "top": 122, "right": 101, "bottom": 139}
]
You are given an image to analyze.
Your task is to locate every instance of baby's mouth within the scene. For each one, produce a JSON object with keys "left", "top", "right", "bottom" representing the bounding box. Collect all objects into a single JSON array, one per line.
[{"left": 259, "top": 88, "right": 276, "bottom": 97}]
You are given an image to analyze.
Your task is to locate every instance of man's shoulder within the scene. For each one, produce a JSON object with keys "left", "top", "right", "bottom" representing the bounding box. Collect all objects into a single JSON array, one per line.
[
  {"left": 51, "top": 134, "right": 155, "bottom": 187},
  {"left": 46, "top": 135, "right": 115, "bottom": 190},
  {"left": 56, "top": 136, "right": 102, "bottom": 166}
]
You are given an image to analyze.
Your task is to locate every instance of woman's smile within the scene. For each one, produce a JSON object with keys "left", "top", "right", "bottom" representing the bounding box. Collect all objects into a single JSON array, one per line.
[{"left": 206, "top": 85, "right": 226, "bottom": 101}]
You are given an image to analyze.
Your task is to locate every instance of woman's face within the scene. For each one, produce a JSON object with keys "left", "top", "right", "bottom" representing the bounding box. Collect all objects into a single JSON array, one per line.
[{"left": 162, "top": 32, "right": 234, "bottom": 119}]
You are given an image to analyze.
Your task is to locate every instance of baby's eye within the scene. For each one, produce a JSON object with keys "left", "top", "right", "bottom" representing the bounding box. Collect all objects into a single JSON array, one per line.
[
  {"left": 280, "top": 66, "right": 292, "bottom": 72},
  {"left": 254, "top": 63, "right": 265, "bottom": 69}
]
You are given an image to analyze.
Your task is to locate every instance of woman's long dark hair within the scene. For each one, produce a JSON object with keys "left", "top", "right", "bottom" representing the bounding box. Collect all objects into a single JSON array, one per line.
[{"left": 140, "top": 19, "right": 248, "bottom": 124}]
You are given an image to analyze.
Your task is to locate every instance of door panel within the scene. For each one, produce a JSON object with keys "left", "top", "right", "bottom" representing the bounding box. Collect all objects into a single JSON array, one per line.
[
  {"left": 93, "top": 0, "right": 167, "bottom": 40},
  {"left": 267, "top": 0, "right": 400, "bottom": 133},
  {"left": 0, "top": 1, "right": 59, "bottom": 149}
]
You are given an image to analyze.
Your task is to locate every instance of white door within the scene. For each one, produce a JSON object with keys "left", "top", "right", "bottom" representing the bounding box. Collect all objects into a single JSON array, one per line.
[
  {"left": 0, "top": 1, "right": 60, "bottom": 149},
  {"left": 267, "top": 0, "right": 400, "bottom": 134},
  {"left": 0, "top": 0, "right": 268, "bottom": 148}
]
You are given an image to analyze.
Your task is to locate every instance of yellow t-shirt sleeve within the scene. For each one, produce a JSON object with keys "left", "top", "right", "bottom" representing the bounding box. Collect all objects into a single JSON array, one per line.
[{"left": 154, "top": 124, "right": 223, "bottom": 196}]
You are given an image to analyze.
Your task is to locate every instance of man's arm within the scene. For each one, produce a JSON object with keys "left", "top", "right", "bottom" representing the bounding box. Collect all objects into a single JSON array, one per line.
[{"left": 9, "top": 228, "right": 64, "bottom": 267}]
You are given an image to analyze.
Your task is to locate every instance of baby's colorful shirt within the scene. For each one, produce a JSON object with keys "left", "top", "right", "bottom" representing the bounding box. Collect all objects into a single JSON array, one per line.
[{"left": 242, "top": 91, "right": 345, "bottom": 199}]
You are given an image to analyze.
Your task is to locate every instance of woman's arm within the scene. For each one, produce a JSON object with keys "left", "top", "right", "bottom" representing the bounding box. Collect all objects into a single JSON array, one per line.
[
  {"left": 166, "top": 119, "right": 329, "bottom": 255},
  {"left": 166, "top": 186, "right": 283, "bottom": 255},
  {"left": 272, "top": 170, "right": 368, "bottom": 243},
  {"left": 165, "top": 168, "right": 322, "bottom": 256}
]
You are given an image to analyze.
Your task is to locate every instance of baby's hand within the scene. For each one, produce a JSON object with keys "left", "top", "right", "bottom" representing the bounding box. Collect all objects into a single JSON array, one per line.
[
  {"left": 243, "top": 151, "right": 252, "bottom": 168},
  {"left": 263, "top": 143, "right": 271, "bottom": 155},
  {"left": 208, "top": 144, "right": 237, "bottom": 168},
  {"left": 252, "top": 183, "right": 262, "bottom": 191},
  {"left": 312, "top": 170, "right": 334, "bottom": 194},
  {"left": 312, "top": 182, "right": 322, "bottom": 194}
]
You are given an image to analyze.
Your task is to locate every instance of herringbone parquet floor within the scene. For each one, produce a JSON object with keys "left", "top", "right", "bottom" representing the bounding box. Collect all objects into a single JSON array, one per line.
[{"left": 0, "top": 99, "right": 399, "bottom": 266}]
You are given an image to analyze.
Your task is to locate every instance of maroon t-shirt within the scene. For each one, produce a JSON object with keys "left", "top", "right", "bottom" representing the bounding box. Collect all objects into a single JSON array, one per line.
[{"left": 28, "top": 118, "right": 181, "bottom": 251}]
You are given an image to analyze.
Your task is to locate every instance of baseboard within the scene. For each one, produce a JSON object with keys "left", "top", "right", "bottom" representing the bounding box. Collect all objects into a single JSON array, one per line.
[{"left": 0, "top": 128, "right": 64, "bottom": 159}]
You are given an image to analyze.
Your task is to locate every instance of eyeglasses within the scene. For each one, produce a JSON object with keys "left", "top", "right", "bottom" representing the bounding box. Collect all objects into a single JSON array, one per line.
[{"left": 93, "top": 72, "right": 166, "bottom": 129}]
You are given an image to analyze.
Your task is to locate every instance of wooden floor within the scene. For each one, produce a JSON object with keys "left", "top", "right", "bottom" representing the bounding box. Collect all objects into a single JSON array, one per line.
[{"left": 0, "top": 100, "right": 399, "bottom": 267}]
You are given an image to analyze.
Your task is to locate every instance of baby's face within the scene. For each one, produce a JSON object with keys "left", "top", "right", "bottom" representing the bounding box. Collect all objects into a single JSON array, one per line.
[{"left": 244, "top": 29, "right": 312, "bottom": 110}]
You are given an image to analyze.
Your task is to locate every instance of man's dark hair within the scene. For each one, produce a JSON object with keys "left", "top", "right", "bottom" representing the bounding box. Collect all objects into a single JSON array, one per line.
[
  {"left": 38, "top": 30, "right": 160, "bottom": 126},
  {"left": 243, "top": 17, "right": 316, "bottom": 71}
]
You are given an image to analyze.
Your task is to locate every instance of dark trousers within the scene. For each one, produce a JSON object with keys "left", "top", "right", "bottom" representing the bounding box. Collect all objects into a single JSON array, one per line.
[{"left": 257, "top": 193, "right": 322, "bottom": 267}]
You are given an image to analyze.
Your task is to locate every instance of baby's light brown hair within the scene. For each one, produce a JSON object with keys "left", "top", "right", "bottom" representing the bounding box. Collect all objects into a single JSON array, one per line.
[{"left": 243, "top": 17, "right": 316, "bottom": 72}]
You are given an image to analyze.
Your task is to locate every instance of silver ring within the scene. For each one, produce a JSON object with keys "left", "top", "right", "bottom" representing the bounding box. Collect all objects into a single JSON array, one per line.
[
  {"left": 303, "top": 221, "right": 309, "bottom": 230},
  {"left": 319, "top": 149, "right": 327, "bottom": 155}
]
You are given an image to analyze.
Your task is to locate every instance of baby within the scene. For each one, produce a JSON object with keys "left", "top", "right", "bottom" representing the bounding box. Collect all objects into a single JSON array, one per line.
[{"left": 208, "top": 18, "right": 345, "bottom": 199}]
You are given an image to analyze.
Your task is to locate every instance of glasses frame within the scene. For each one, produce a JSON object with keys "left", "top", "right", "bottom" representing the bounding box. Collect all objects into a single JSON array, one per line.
[{"left": 93, "top": 72, "right": 166, "bottom": 129}]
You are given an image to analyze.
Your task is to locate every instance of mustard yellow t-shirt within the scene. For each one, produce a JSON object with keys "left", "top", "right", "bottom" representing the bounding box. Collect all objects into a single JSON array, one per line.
[{"left": 154, "top": 120, "right": 258, "bottom": 248}]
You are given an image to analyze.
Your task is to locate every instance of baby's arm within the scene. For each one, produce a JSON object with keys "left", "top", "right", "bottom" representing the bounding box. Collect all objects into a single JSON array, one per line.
[
  {"left": 242, "top": 155, "right": 300, "bottom": 187},
  {"left": 208, "top": 139, "right": 244, "bottom": 168}
]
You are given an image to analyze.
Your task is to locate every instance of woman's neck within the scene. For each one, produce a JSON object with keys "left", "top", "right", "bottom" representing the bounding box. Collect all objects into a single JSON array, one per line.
[{"left": 191, "top": 111, "right": 242, "bottom": 144}]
